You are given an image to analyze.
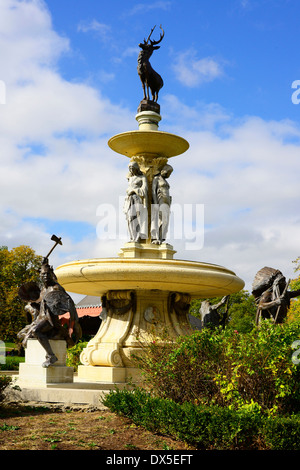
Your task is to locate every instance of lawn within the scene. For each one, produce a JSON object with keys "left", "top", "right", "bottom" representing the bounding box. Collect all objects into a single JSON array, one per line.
[{"left": 0, "top": 402, "right": 195, "bottom": 451}]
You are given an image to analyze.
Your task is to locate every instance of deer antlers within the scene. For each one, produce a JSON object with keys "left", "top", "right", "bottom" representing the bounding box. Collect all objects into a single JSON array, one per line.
[{"left": 144, "top": 25, "right": 164, "bottom": 46}]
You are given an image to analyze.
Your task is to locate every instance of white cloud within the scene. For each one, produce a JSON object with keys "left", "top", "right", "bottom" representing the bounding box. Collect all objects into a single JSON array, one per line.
[
  {"left": 126, "top": 1, "right": 171, "bottom": 16},
  {"left": 161, "top": 94, "right": 231, "bottom": 132},
  {"left": 173, "top": 49, "right": 224, "bottom": 87},
  {"left": 0, "top": 0, "right": 69, "bottom": 84},
  {"left": 77, "top": 20, "right": 111, "bottom": 41}
]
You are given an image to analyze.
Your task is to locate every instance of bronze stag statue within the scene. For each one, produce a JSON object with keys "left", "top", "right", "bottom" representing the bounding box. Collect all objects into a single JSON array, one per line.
[{"left": 137, "top": 25, "right": 164, "bottom": 103}]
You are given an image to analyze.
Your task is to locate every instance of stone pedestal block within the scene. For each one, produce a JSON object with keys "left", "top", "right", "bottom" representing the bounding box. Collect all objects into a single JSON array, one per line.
[
  {"left": 119, "top": 241, "right": 176, "bottom": 259},
  {"left": 18, "top": 339, "right": 73, "bottom": 385},
  {"left": 77, "top": 365, "right": 140, "bottom": 383}
]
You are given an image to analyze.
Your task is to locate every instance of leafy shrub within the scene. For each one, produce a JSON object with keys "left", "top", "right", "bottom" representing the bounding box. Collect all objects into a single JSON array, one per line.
[
  {"left": 66, "top": 341, "right": 87, "bottom": 371},
  {"left": 103, "top": 387, "right": 300, "bottom": 450},
  {"left": 216, "top": 320, "right": 300, "bottom": 413},
  {"left": 103, "top": 388, "right": 263, "bottom": 449},
  {"left": 105, "top": 319, "right": 300, "bottom": 449},
  {"left": 262, "top": 414, "right": 300, "bottom": 450},
  {"left": 131, "top": 320, "right": 300, "bottom": 413},
  {"left": 131, "top": 327, "right": 224, "bottom": 404}
]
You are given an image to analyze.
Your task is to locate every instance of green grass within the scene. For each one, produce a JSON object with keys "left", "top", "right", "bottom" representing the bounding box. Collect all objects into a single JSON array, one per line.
[
  {"left": 4, "top": 342, "right": 16, "bottom": 351},
  {"left": 0, "top": 355, "right": 25, "bottom": 371},
  {"left": 0, "top": 342, "right": 24, "bottom": 371}
]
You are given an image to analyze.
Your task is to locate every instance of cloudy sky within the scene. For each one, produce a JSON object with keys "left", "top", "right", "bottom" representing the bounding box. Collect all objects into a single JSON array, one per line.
[{"left": 1, "top": 0, "right": 300, "bottom": 297}]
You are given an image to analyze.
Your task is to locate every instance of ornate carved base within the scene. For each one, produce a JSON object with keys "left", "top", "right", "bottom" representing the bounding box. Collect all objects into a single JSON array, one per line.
[{"left": 78, "top": 289, "right": 193, "bottom": 383}]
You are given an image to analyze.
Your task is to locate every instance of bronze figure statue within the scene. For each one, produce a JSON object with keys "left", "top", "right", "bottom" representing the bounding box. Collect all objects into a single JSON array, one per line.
[
  {"left": 17, "top": 236, "right": 82, "bottom": 367},
  {"left": 199, "top": 296, "right": 229, "bottom": 329},
  {"left": 137, "top": 25, "right": 164, "bottom": 103},
  {"left": 252, "top": 266, "right": 300, "bottom": 324}
]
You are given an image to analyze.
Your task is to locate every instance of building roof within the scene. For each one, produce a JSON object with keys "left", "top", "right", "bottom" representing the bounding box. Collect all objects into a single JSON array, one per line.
[
  {"left": 77, "top": 306, "right": 102, "bottom": 317},
  {"left": 75, "top": 295, "right": 101, "bottom": 317},
  {"left": 60, "top": 295, "right": 101, "bottom": 320},
  {"left": 76, "top": 295, "right": 101, "bottom": 308}
]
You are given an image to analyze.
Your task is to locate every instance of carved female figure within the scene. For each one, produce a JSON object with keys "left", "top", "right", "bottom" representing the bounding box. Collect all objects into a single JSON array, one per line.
[
  {"left": 151, "top": 164, "right": 173, "bottom": 244},
  {"left": 124, "top": 162, "right": 148, "bottom": 242}
]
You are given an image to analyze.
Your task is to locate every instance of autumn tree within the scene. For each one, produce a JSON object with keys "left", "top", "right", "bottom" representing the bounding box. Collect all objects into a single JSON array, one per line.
[{"left": 0, "top": 245, "right": 42, "bottom": 342}]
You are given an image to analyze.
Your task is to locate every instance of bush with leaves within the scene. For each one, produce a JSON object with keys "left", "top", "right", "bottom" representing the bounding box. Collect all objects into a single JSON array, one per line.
[
  {"left": 132, "top": 320, "right": 300, "bottom": 413},
  {"left": 132, "top": 327, "right": 223, "bottom": 404},
  {"left": 215, "top": 320, "right": 300, "bottom": 413},
  {"left": 103, "top": 386, "right": 300, "bottom": 449},
  {"left": 66, "top": 341, "right": 88, "bottom": 371}
]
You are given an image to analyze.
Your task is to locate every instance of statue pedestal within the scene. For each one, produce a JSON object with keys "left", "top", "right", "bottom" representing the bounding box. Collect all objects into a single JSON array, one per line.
[
  {"left": 119, "top": 241, "right": 176, "bottom": 259},
  {"left": 18, "top": 339, "right": 73, "bottom": 385},
  {"left": 77, "top": 365, "right": 140, "bottom": 383}
]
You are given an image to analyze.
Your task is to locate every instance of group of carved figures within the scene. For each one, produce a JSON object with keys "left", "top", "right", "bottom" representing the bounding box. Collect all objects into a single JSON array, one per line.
[
  {"left": 124, "top": 161, "right": 173, "bottom": 244},
  {"left": 200, "top": 266, "right": 300, "bottom": 328}
]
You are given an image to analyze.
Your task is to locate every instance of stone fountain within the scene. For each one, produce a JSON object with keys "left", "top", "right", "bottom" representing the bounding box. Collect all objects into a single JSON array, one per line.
[{"left": 55, "top": 27, "right": 244, "bottom": 384}]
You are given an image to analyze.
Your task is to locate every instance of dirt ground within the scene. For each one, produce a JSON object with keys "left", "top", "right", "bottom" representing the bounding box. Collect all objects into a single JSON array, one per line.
[{"left": 0, "top": 402, "right": 196, "bottom": 451}]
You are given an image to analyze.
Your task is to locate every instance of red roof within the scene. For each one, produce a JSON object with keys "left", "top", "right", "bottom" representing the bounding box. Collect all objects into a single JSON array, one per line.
[
  {"left": 60, "top": 306, "right": 102, "bottom": 321},
  {"left": 76, "top": 306, "right": 102, "bottom": 317}
]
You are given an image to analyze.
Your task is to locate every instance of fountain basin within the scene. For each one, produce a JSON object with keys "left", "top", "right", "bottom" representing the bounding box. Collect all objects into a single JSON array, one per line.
[
  {"left": 108, "top": 130, "right": 189, "bottom": 159},
  {"left": 55, "top": 257, "right": 244, "bottom": 299}
]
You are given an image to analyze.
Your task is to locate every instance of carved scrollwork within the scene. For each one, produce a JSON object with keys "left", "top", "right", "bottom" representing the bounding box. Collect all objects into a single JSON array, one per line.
[
  {"left": 168, "top": 292, "right": 191, "bottom": 316},
  {"left": 132, "top": 156, "right": 168, "bottom": 179},
  {"left": 102, "top": 290, "right": 136, "bottom": 316}
]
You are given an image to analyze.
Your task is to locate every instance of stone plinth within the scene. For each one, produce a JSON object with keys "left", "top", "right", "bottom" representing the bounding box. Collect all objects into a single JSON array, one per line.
[
  {"left": 77, "top": 365, "right": 140, "bottom": 384},
  {"left": 18, "top": 339, "right": 73, "bottom": 385},
  {"left": 119, "top": 241, "right": 176, "bottom": 259},
  {"left": 135, "top": 110, "right": 161, "bottom": 131},
  {"left": 137, "top": 99, "right": 160, "bottom": 114}
]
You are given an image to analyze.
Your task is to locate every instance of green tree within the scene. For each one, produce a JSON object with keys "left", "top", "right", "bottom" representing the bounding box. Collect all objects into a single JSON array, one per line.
[
  {"left": 226, "top": 290, "right": 256, "bottom": 332},
  {"left": 0, "top": 245, "right": 42, "bottom": 342}
]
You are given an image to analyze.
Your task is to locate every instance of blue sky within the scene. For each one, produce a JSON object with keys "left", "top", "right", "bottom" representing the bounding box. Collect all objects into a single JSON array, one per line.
[{"left": 1, "top": 0, "right": 300, "bottom": 296}]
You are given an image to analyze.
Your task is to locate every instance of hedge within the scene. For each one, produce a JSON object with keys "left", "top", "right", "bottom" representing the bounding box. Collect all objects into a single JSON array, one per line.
[{"left": 102, "top": 387, "right": 300, "bottom": 450}]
